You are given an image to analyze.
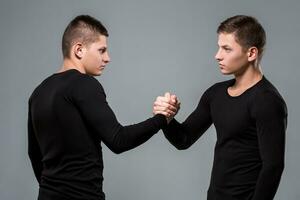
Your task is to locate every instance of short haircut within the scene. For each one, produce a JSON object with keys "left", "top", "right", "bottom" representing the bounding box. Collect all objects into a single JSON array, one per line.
[
  {"left": 62, "top": 15, "right": 109, "bottom": 58},
  {"left": 217, "top": 15, "right": 266, "bottom": 61}
]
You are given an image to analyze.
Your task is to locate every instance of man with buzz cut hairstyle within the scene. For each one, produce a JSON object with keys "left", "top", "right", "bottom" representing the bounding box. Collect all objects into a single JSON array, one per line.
[
  {"left": 154, "top": 15, "right": 287, "bottom": 200},
  {"left": 28, "top": 15, "right": 179, "bottom": 200}
]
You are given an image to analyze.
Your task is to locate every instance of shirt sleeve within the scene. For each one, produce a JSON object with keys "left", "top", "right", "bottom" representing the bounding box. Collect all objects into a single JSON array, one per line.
[
  {"left": 251, "top": 91, "right": 287, "bottom": 200},
  {"left": 27, "top": 99, "right": 43, "bottom": 184},
  {"left": 163, "top": 88, "right": 213, "bottom": 150},
  {"left": 71, "top": 75, "right": 167, "bottom": 154}
]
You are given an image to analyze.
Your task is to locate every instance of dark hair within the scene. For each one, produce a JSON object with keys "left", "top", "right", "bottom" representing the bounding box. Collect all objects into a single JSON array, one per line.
[
  {"left": 62, "top": 15, "right": 109, "bottom": 58},
  {"left": 217, "top": 15, "right": 266, "bottom": 61}
]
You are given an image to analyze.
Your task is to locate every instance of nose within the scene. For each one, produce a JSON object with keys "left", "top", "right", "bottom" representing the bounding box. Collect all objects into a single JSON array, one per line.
[
  {"left": 215, "top": 48, "right": 222, "bottom": 62},
  {"left": 104, "top": 52, "right": 110, "bottom": 64}
]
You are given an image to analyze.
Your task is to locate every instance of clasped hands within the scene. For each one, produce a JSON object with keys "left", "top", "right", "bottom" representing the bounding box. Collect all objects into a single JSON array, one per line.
[{"left": 153, "top": 92, "right": 181, "bottom": 123}]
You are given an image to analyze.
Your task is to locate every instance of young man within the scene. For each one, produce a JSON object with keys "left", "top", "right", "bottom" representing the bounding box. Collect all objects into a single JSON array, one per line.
[
  {"left": 154, "top": 15, "right": 287, "bottom": 200},
  {"left": 27, "top": 15, "right": 178, "bottom": 200}
]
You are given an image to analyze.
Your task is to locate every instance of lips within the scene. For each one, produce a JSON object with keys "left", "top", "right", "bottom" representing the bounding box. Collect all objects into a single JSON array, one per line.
[
  {"left": 218, "top": 64, "right": 226, "bottom": 71},
  {"left": 219, "top": 63, "right": 225, "bottom": 68}
]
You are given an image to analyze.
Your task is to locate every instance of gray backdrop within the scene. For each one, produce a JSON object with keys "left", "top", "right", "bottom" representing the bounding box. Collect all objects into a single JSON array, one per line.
[{"left": 1, "top": 0, "right": 299, "bottom": 199}]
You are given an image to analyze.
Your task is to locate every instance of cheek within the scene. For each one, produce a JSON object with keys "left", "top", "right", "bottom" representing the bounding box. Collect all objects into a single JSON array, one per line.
[
  {"left": 93, "top": 53, "right": 102, "bottom": 62},
  {"left": 227, "top": 53, "right": 245, "bottom": 66},
  {"left": 84, "top": 55, "right": 98, "bottom": 69},
  {"left": 89, "top": 53, "right": 101, "bottom": 65}
]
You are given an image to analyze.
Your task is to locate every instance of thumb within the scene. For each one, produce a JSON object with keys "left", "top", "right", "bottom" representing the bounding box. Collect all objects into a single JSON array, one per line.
[
  {"left": 171, "top": 94, "right": 177, "bottom": 104},
  {"left": 164, "top": 92, "right": 171, "bottom": 100}
]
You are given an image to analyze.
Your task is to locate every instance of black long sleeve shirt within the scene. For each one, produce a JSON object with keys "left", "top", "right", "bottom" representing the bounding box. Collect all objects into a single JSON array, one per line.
[
  {"left": 28, "top": 69, "right": 167, "bottom": 200},
  {"left": 163, "top": 76, "right": 287, "bottom": 200}
]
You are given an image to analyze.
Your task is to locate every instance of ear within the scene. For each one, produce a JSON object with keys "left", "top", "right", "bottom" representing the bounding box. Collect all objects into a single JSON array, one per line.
[
  {"left": 247, "top": 47, "right": 258, "bottom": 62},
  {"left": 73, "top": 43, "right": 85, "bottom": 59}
]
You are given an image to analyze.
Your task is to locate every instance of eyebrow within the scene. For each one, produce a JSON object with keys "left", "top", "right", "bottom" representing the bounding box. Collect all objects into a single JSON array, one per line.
[
  {"left": 99, "top": 47, "right": 107, "bottom": 51},
  {"left": 219, "top": 45, "right": 231, "bottom": 49}
]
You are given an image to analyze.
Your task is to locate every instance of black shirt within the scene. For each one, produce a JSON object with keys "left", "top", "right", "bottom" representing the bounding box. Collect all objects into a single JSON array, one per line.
[
  {"left": 28, "top": 69, "right": 167, "bottom": 200},
  {"left": 163, "top": 76, "right": 287, "bottom": 200}
]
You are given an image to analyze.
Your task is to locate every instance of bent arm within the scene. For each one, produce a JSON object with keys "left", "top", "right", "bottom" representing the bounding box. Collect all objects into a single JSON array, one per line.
[
  {"left": 73, "top": 76, "right": 167, "bottom": 154},
  {"left": 28, "top": 101, "right": 43, "bottom": 184},
  {"left": 163, "top": 89, "right": 212, "bottom": 150},
  {"left": 251, "top": 92, "right": 287, "bottom": 200}
]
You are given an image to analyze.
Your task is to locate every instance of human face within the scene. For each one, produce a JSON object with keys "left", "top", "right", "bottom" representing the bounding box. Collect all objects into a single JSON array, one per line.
[
  {"left": 81, "top": 35, "right": 110, "bottom": 76},
  {"left": 215, "top": 33, "right": 249, "bottom": 75}
]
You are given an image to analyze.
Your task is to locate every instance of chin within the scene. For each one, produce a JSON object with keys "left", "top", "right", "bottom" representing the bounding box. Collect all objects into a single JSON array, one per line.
[
  {"left": 94, "top": 72, "right": 102, "bottom": 76},
  {"left": 220, "top": 69, "right": 232, "bottom": 75},
  {"left": 89, "top": 69, "right": 103, "bottom": 76},
  {"left": 86, "top": 72, "right": 100, "bottom": 76}
]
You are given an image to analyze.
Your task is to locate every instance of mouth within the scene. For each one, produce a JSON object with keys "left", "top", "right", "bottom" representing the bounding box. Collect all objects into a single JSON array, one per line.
[{"left": 218, "top": 63, "right": 225, "bottom": 68}]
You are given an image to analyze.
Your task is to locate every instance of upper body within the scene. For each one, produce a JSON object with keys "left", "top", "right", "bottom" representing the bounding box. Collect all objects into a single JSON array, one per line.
[
  {"left": 163, "top": 76, "right": 287, "bottom": 200},
  {"left": 27, "top": 15, "right": 176, "bottom": 200},
  {"left": 28, "top": 69, "right": 167, "bottom": 199},
  {"left": 154, "top": 15, "right": 288, "bottom": 200}
]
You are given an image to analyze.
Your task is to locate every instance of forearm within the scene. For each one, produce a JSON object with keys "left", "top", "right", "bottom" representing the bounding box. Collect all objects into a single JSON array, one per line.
[
  {"left": 163, "top": 119, "right": 191, "bottom": 150},
  {"left": 251, "top": 161, "right": 284, "bottom": 200},
  {"left": 251, "top": 91, "right": 287, "bottom": 199},
  {"left": 29, "top": 155, "right": 43, "bottom": 184},
  {"left": 28, "top": 105, "right": 43, "bottom": 184},
  {"left": 107, "top": 114, "right": 167, "bottom": 154},
  {"left": 163, "top": 112, "right": 212, "bottom": 150},
  {"left": 163, "top": 89, "right": 213, "bottom": 150}
]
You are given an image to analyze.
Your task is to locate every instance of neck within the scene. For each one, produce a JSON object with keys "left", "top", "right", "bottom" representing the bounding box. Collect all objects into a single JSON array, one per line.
[
  {"left": 59, "top": 58, "right": 86, "bottom": 74},
  {"left": 233, "top": 63, "right": 263, "bottom": 89}
]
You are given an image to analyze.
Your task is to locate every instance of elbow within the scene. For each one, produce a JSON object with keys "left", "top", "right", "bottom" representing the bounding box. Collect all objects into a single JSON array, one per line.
[
  {"left": 264, "top": 160, "right": 285, "bottom": 175},
  {"left": 174, "top": 143, "right": 191, "bottom": 150},
  {"left": 176, "top": 146, "right": 189, "bottom": 150},
  {"left": 166, "top": 135, "right": 191, "bottom": 150},
  {"left": 110, "top": 146, "right": 127, "bottom": 154},
  {"left": 173, "top": 137, "right": 192, "bottom": 150},
  {"left": 112, "top": 149, "right": 123, "bottom": 154},
  {"left": 28, "top": 151, "right": 37, "bottom": 161},
  {"left": 277, "top": 162, "right": 285, "bottom": 173},
  {"left": 274, "top": 160, "right": 284, "bottom": 172},
  {"left": 273, "top": 162, "right": 284, "bottom": 176}
]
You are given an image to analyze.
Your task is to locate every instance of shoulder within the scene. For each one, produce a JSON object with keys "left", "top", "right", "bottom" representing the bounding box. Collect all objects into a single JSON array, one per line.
[
  {"left": 252, "top": 78, "right": 287, "bottom": 118},
  {"left": 70, "top": 73, "right": 106, "bottom": 99},
  {"left": 72, "top": 73, "right": 103, "bottom": 87},
  {"left": 254, "top": 77, "right": 286, "bottom": 107},
  {"left": 28, "top": 74, "right": 55, "bottom": 104},
  {"left": 208, "top": 78, "right": 233, "bottom": 91},
  {"left": 203, "top": 78, "right": 234, "bottom": 97},
  {"left": 72, "top": 73, "right": 105, "bottom": 92}
]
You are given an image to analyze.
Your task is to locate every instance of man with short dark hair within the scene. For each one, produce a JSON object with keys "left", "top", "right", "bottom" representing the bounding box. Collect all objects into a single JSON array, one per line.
[
  {"left": 27, "top": 15, "right": 179, "bottom": 200},
  {"left": 154, "top": 15, "right": 287, "bottom": 200}
]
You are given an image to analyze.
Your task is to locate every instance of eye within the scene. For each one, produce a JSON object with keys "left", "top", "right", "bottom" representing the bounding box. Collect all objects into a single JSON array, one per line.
[
  {"left": 224, "top": 47, "right": 232, "bottom": 52},
  {"left": 98, "top": 48, "right": 106, "bottom": 54}
]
